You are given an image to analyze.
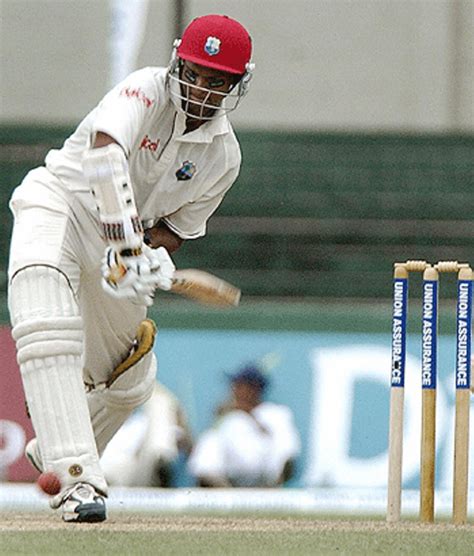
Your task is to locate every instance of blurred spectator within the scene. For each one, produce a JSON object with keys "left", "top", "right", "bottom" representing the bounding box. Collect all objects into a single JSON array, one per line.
[
  {"left": 100, "top": 382, "right": 192, "bottom": 487},
  {"left": 187, "top": 364, "right": 301, "bottom": 487}
]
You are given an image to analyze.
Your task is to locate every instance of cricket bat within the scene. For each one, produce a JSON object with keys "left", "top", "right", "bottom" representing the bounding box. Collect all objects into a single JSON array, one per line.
[
  {"left": 171, "top": 269, "right": 241, "bottom": 307},
  {"left": 108, "top": 250, "right": 241, "bottom": 308}
]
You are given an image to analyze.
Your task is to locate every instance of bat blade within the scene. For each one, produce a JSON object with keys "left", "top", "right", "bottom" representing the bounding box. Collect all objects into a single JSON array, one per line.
[{"left": 171, "top": 269, "right": 241, "bottom": 307}]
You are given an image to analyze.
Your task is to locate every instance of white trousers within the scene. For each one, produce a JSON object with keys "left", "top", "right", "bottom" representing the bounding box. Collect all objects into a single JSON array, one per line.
[
  {"left": 8, "top": 167, "right": 147, "bottom": 382},
  {"left": 8, "top": 167, "right": 154, "bottom": 493}
]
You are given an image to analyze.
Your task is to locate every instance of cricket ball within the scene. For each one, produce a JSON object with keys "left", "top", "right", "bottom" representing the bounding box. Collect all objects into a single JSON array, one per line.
[{"left": 37, "top": 472, "right": 61, "bottom": 495}]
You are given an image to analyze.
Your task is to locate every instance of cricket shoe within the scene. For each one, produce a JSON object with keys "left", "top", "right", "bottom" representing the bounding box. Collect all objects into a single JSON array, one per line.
[
  {"left": 25, "top": 438, "right": 43, "bottom": 473},
  {"left": 52, "top": 482, "right": 107, "bottom": 523}
]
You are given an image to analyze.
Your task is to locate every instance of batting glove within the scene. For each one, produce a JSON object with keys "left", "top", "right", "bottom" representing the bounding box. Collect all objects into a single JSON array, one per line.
[{"left": 101, "top": 245, "right": 175, "bottom": 306}]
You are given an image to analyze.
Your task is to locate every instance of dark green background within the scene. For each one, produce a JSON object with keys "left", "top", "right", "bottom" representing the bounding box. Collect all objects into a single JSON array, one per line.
[{"left": 1, "top": 126, "right": 472, "bottom": 328}]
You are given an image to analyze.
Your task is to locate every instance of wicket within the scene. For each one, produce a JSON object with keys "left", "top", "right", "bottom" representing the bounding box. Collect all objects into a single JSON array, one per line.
[{"left": 387, "top": 260, "right": 472, "bottom": 524}]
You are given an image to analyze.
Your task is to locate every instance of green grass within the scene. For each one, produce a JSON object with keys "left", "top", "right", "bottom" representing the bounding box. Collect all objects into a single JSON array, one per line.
[
  {"left": 1, "top": 513, "right": 473, "bottom": 555},
  {"left": 3, "top": 530, "right": 472, "bottom": 555}
]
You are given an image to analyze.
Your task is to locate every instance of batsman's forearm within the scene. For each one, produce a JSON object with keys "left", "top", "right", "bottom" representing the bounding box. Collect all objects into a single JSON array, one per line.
[{"left": 144, "top": 222, "right": 184, "bottom": 253}]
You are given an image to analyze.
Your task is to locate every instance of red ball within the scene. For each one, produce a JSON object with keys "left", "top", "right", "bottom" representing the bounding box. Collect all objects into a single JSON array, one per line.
[{"left": 37, "top": 472, "right": 61, "bottom": 495}]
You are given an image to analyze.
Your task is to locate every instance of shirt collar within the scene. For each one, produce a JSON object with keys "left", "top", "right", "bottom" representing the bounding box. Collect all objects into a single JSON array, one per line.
[{"left": 176, "top": 110, "right": 231, "bottom": 143}]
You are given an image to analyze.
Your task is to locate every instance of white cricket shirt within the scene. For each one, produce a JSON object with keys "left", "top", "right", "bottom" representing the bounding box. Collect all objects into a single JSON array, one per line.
[
  {"left": 187, "top": 402, "right": 301, "bottom": 486},
  {"left": 45, "top": 67, "right": 242, "bottom": 239}
]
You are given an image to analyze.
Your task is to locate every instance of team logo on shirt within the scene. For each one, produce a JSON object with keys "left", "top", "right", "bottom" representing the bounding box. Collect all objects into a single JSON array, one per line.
[
  {"left": 175, "top": 160, "right": 196, "bottom": 181},
  {"left": 120, "top": 87, "right": 154, "bottom": 108},
  {"left": 204, "top": 36, "right": 221, "bottom": 56}
]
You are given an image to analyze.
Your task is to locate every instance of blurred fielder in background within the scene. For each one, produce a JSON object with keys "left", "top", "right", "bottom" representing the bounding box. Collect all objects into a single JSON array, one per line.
[
  {"left": 100, "top": 381, "right": 193, "bottom": 488},
  {"left": 7, "top": 14, "right": 254, "bottom": 522},
  {"left": 188, "top": 364, "right": 301, "bottom": 488}
]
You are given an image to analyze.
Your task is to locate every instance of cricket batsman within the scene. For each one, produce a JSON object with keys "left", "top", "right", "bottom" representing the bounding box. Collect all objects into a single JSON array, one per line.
[{"left": 7, "top": 14, "right": 254, "bottom": 522}]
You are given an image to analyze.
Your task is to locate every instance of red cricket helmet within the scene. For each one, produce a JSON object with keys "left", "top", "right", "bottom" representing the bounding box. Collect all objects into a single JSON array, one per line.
[{"left": 177, "top": 14, "right": 252, "bottom": 75}]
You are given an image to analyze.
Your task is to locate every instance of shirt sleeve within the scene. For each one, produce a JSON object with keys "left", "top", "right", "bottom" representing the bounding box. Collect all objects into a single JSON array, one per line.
[
  {"left": 255, "top": 404, "right": 302, "bottom": 460},
  {"left": 90, "top": 68, "right": 159, "bottom": 156},
  {"left": 162, "top": 165, "right": 240, "bottom": 239}
]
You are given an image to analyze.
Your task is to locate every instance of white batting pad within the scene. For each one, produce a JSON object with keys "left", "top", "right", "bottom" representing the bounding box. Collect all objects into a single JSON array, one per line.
[
  {"left": 9, "top": 266, "right": 107, "bottom": 494},
  {"left": 88, "top": 352, "right": 157, "bottom": 456},
  {"left": 82, "top": 143, "right": 142, "bottom": 249}
]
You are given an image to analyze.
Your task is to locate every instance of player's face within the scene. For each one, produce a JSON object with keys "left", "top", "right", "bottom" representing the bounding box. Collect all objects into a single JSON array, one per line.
[
  {"left": 180, "top": 61, "right": 236, "bottom": 119},
  {"left": 232, "top": 381, "right": 262, "bottom": 407}
]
